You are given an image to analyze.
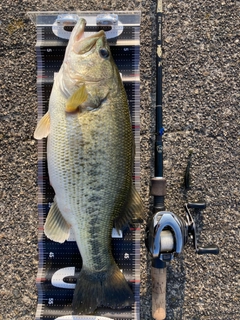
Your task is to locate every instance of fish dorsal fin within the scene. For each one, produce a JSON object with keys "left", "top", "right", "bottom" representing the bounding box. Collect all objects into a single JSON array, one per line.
[
  {"left": 34, "top": 111, "right": 50, "bottom": 140},
  {"left": 65, "top": 84, "right": 88, "bottom": 113},
  {"left": 114, "top": 184, "right": 145, "bottom": 230},
  {"left": 44, "top": 199, "right": 71, "bottom": 243}
]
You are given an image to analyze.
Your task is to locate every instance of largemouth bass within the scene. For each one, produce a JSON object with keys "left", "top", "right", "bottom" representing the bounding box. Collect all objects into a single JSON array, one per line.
[{"left": 34, "top": 19, "right": 144, "bottom": 314}]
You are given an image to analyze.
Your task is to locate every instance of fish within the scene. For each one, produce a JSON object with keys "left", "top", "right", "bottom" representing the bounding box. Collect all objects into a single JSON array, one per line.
[{"left": 34, "top": 18, "right": 144, "bottom": 314}]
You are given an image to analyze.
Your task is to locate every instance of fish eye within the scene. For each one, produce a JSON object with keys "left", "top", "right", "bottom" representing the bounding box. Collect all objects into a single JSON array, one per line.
[{"left": 99, "top": 48, "right": 109, "bottom": 59}]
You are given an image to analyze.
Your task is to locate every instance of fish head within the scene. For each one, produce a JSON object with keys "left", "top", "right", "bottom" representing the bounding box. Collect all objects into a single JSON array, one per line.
[{"left": 61, "top": 18, "right": 116, "bottom": 96}]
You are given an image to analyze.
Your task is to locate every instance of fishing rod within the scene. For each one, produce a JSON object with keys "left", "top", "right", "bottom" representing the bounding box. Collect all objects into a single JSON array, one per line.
[
  {"left": 147, "top": 1, "right": 167, "bottom": 319},
  {"left": 145, "top": 1, "right": 219, "bottom": 319}
]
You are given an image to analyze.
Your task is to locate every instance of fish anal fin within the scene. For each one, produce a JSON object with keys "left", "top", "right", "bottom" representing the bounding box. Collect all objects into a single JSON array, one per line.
[
  {"left": 65, "top": 83, "right": 88, "bottom": 113},
  {"left": 34, "top": 111, "right": 50, "bottom": 140},
  {"left": 44, "top": 199, "right": 71, "bottom": 243},
  {"left": 114, "top": 184, "right": 145, "bottom": 230}
]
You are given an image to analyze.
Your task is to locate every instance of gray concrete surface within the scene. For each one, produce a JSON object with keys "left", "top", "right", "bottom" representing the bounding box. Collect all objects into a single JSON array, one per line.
[{"left": 0, "top": 0, "right": 239, "bottom": 319}]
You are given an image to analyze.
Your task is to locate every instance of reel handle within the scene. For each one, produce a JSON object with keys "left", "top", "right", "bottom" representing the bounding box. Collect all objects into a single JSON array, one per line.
[
  {"left": 152, "top": 266, "right": 167, "bottom": 320},
  {"left": 197, "top": 245, "right": 219, "bottom": 255},
  {"left": 187, "top": 202, "right": 206, "bottom": 210}
]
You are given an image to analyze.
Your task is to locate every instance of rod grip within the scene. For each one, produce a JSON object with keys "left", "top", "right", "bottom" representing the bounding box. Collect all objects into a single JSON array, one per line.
[{"left": 152, "top": 266, "right": 166, "bottom": 320}]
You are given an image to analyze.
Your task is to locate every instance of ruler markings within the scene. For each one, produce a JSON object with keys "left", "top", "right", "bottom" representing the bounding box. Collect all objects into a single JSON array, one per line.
[{"left": 35, "top": 12, "right": 141, "bottom": 320}]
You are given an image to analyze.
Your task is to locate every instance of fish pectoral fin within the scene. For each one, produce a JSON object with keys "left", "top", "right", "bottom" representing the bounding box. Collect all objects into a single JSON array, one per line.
[
  {"left": 65, "top": 83, "right": 88, "bottom": 113},
  {"left": 44, "top": 199, "right": 71, "bottom": 243},
  {"left": 114, "top": 184, "right": 145, "bottom": 230},
  {"left": 34, "top": 111, "right": 50, "bottom": 140}
]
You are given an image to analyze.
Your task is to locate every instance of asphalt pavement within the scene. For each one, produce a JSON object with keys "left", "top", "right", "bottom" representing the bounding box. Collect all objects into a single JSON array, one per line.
[{"left": 0, "top": 1, "right": 239, "bottom": 319}]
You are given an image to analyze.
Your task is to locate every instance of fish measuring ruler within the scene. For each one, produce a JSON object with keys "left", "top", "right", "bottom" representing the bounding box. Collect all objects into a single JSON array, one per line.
[{"left": 29, "top": 11, "right": 141, "bottom": 320}]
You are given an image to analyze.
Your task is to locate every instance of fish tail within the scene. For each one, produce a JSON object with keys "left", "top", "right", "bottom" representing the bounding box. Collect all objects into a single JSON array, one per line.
[{"left": 72, "top": 263, "right": 134, "bottom": 314}]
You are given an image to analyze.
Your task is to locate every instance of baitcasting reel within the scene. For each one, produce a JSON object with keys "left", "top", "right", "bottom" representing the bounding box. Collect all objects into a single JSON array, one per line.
[{"left": 146, "top": 202, "right": 219, "bottom": 263}]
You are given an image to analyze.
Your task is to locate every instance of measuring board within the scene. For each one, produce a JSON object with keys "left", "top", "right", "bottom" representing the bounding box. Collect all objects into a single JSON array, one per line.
[{"left": 29, "top": 11, "right": 141, "bottom": 320}]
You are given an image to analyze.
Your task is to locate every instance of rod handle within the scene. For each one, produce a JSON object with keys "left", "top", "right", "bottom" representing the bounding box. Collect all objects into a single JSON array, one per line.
[{"left": 152, "top": 266, "right": 166, "bottom": 320}]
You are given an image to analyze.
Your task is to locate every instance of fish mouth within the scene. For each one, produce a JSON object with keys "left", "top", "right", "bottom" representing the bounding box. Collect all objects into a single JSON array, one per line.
[
  {"left": 72, "top": 18, "right": 87, "bottom": 42},
  {"left": 72, "top": 18, "right": 105, "bottom": 54}
]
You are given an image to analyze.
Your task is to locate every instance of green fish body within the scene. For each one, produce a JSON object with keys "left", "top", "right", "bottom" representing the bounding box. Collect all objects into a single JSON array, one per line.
[{"left": 34, "top": 19, "right": 144, "bottom": 314}]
